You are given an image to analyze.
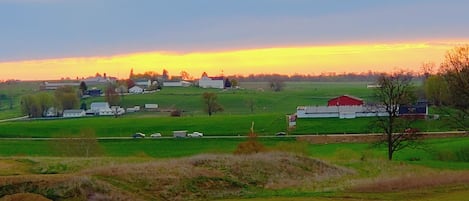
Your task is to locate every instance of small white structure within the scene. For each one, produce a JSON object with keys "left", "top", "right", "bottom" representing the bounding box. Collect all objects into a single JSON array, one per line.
[
  {"left": 63, "top": 109, "right": 86, "bottom": 118},
  {"left": 129, "top": 86, "right": 144, "bottom": 94},
  {"left": 145, "top": 104, "right": 159, "bottom": 110},
  {"left": 198, "top": 74, "right": 224, "bottom": 89},
  {"left": 296, "top": 105, "right": 388, "bottom": 119},
  {"left": 111, "top": 106, "right": 126, "bottom": 115},
  {"left": 126, "top": 106, "right": 141, "bottom": 113}
]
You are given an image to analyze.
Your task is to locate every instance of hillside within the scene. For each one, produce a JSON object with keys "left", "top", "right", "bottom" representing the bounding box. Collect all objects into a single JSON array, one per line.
[{"left": 0, "top": 152, "right": 353, "bottom": 201}]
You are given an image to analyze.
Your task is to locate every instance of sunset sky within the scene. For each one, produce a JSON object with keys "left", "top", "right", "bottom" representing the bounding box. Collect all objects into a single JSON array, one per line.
[{"left": 1, "top": 0, "right": 469, "bottom": 80}]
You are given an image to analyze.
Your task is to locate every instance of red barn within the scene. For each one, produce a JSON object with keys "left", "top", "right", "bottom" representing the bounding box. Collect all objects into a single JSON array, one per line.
[{"left": 327, "top": 95, "right": 364, "bottom": 106}]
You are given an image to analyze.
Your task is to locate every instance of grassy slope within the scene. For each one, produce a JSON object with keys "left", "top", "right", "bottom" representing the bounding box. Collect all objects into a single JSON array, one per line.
[{"left": 1, "top": 137, "right": 468, "bottom": 169}]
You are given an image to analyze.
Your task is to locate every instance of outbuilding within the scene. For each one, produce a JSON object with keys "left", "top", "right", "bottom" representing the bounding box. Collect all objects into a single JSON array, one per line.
[
  {"left": 63, "top": 109, "right": 86, "bottom": 118},
  {"left": 129, "top": 86, "right": 144, "bottom": 94},
  {"left": 327, "top": 95, "right": 364, "bottom": 106}
]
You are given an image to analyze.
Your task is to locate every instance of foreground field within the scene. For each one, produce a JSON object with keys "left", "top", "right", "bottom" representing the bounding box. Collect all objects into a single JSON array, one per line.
[{"left": 1, "top": 138, "right": 469, "bottom": 201}]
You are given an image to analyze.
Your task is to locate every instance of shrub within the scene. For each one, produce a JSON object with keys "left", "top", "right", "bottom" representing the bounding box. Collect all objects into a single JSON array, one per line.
[
  {"left": 233, "top": 139, "right": 266, "bottom": 155},
  {"left": 170, "top": 109, "right": 182, "bottom": 117}
]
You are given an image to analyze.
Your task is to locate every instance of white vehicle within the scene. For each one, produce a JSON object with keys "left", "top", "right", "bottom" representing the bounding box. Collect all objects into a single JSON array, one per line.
[
  {"left": 187, "top": 132, "right": 203, "bottom": 137},
  {"left": 150, "top": 133, "right": 162, "bottom": 138}
]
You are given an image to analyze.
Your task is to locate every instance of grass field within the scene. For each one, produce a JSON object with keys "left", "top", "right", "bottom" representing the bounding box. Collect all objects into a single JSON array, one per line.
[
  {"left": 1, "top": 137, "right": 468, "bottom": 200},
  {"left": 2, "top": 80, "right": 469, "bottom": 200}
]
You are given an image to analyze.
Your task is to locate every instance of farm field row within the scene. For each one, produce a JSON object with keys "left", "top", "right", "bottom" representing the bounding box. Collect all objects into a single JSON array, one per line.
[
  {"left": 1, "top": 137, "right": 468, "bottom": 169},
  {"left": 0, "top": 114, "right": 452, "bottom": 138}
]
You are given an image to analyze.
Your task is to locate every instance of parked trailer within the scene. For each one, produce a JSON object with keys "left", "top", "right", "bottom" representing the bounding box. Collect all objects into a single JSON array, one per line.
[{"left": 173, "top": 130, "right": 188, "bottom": 138}]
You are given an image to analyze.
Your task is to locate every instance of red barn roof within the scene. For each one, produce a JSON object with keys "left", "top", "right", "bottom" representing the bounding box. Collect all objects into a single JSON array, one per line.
[{"left": 327, "top": 95, "right": 364, "bottom": 106}]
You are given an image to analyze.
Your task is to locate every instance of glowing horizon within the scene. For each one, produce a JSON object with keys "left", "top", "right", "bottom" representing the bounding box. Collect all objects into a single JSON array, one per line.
[{"left": 0, "top": 40, "right": 467, "bottom": 81}]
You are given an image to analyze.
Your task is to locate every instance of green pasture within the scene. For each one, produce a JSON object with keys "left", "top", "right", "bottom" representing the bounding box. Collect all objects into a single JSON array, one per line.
[
  {"left": 1, "top": 137, "right": 468, "bottom": 170},
  {"left": 0, "top": 114, "right": 451, "bottom": 138},
  {"left": 1, "top": 80, "right": 448, "bottom": 138}
]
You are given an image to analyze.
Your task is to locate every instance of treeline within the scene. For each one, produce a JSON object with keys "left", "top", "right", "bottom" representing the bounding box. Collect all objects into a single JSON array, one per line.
[
  {"left": 20, "top": 86, "right": 80, "bottom": 118},
  {"left": 229, "top": 72, "right": 423, "bottom": 82}
]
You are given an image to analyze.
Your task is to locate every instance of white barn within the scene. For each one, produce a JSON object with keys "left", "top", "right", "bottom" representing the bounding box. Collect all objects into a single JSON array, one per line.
[
  {"left": 90, "top": 102, "right": 111, "bottom": 115},
  {"left": 198, "top": 75, "right": 224, "bottom": 89}
]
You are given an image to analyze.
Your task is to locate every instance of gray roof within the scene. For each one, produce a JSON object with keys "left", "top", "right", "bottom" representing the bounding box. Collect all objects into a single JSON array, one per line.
[{"left": 63, "top": 109, "right": 85, "bottom": 114}]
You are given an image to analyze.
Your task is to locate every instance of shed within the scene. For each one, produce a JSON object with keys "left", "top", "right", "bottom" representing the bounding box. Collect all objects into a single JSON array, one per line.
[{"left": 328, "top": 95, "right": 364, "bottom": 106}]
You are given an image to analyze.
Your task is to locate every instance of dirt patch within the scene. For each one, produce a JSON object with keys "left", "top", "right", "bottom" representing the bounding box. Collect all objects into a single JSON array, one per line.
[
  {"left": 0, "top": 193, "right": 51, "bottom": 201},
  {"left": 0, "top": 160, "right": 32, "bottom": 176}
]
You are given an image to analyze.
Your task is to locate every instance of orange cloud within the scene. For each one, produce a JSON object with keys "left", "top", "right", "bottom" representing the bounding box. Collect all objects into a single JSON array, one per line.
[{"left": 0, "top": 40, "right": 466, "bottom": 80}]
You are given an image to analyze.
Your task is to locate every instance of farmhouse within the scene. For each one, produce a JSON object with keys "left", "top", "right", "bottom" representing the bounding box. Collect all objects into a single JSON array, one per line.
[
  {"left": 198, "top": 73, "right": 224, "bottom": 89},
  {"left": 129, "top": 86, "right": 144, "bottom": 94},
  {"left": 63, "top": 109, "right": 86, "bottom": 118},
  {"left": 328, "top": 95, "right": 364, "bottom": 106}
]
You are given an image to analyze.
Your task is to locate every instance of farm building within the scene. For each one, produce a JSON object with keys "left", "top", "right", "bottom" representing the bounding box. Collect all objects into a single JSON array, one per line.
[
  {"left": 163, "top": 81, "right": 192, "bottom": 87},
  {"left": 399, "top": 100, "right": 428, "bottom": 119},
  {"left": 40, "top": 81, "right": 80, "bottom": 90},
  {"left": 198, "top": 73, "right": 224, "bottom": 89},
  {"left": 63, "top": 109, "right": 86, "bottom": 118},
  {"left": 297, "top": 105, "right": 388, "bottom": 119},
  {"left": 328, "top": 95, "right": 364, "bottom": 106},
  {"left": 145, "top": 104, "right": 159, "bottom": 111},
  {"left": 129, "top": 86, "right": 144, "bottom": 94},
  {"left": 89, "top": 102, "right": 112, "bottom": 115},
  {"left": 85, "top": 89, "right": 102, "bottom": 97}
]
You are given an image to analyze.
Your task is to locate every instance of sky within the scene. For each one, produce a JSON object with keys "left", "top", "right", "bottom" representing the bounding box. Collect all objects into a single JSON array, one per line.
[{"left": 1, "top": 0, "right": 469, "bottom": 80}]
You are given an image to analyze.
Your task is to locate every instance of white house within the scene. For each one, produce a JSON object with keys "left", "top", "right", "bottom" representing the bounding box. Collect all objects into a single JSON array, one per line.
[
  {"left": 129, "top": 86, "right": 144, "bottom": 94},
  {"left": 198, "top": 74, "right": 224, "bottom": 89},
  {"left": 63, "top": 109, "right": 86, "bottom": 118}
]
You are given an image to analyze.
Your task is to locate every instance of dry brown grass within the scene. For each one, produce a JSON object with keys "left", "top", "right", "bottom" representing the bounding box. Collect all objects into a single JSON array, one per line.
[
  {"left": 351, "top": 171, "right": 469, "bottom": 192},
  {"left": 0, "top": 153, "right": 353, "bottom": 201},
  {"left": 88, "top": 152, "right": 354, "bottom": 200},
  {"left": 0, "top": 193, "right": 51, "bottom": 201}
]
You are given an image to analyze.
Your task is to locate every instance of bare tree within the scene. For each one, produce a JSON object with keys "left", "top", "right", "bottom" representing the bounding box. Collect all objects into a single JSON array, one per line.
[
  {"left": 245, "top": 98, "right": 255, "bottom": 113},
  {"left": 51, "top": 128, "right": 103, "bottom": 157},
  {"left": 440, "top": 45, "right": 469, "bottom": 130},
  {"left": 105, "top": 84, "right": 120, "bottom": 106},
  {"left": 374, "top": 72, "right": 419, "bottom": 160},
  {"left": 54, "top": 86, "right": 79, "bottom": 110},
  {"left": 269, "top": 79, "right": 285, "bottom": 92},
  {"left": 202, "top": 92, "right": 224, "bottom": 116}
]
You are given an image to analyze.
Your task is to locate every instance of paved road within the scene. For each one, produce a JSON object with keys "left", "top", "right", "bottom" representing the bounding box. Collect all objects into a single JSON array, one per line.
[
  {"left": 0, "top": 131, "right": 465, "bottom": 141},
  {"left": 0, "top": 116, "right": 28, "bottom": 123}
]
